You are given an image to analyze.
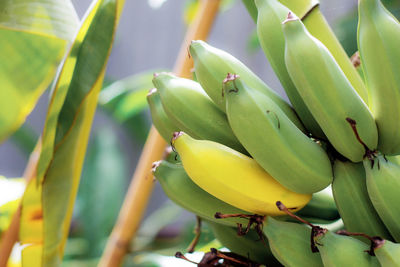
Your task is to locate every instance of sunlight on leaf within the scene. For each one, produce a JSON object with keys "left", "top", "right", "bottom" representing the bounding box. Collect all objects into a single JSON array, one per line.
[
  {"left": 0, "top": 0, "right": 79, "bottom": 41},
  {"left": 0, "top": 0, "right": 80, "bottom": 143},
  {"left": 19, "top": 0, "right": 125, "bottom": 265},
  {"left": 0, "top": 29, "right": 65, "bottom": 143},
  {"left": 74, "top": 127, "right": 127, "bottom": 257}
]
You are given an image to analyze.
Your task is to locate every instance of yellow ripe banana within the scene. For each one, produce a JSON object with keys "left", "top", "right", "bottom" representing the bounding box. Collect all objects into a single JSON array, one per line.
[
  {"left": 171, "top": 131, "right": 312, "bottom": 216},
  {"left": 358, "top": 0, "right": 400, "bottom": 155}
]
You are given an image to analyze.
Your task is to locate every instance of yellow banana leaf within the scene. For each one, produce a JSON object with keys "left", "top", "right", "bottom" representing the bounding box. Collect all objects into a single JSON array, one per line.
[
  {"left": 0, "top": 0, "right": 79, "bottom": 143},
  {"left": 19, "top": 0, "right": 125, "bottom": 265},
  {"left": 0, "top": 177, "right": 25, "bottom": 240}
]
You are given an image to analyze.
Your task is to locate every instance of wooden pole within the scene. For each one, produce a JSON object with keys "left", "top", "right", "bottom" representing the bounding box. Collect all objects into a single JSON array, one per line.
[{"left": 99, "top": 1, "right": 221, "bottom": 266}]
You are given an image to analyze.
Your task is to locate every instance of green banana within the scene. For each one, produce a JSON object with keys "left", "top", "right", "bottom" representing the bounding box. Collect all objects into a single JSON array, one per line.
[
  {"left": 171, "top": 132, "right": 312, "bottom": 216},
  {"left": 373, "top": 238, "right": 400, "bottom": 267},
  {"left": 189, "top": 40, "right": 306, "bottom": 132},
  {"left": 299, "top": 3, "right": 369, "bottom": 104},
  {"left": 283, "top": 13, "right": 378, "bottom": 162},
  {"left": 332, "top": 160, "right": 392, "bottom": 240},
  {"left": 152, "top": 72, "right": 246, "bottom": 154},
  {"left": 223, "top": 74, "right": 332, "bottom": 194},
  {"left": 296, "top": 186, "right": 339, "bottom": 220},
  {"left": 152, "top": 160, "right": 251, "bottom": 227},
  {"left": 364, "top": 155, "right": 400, "bottom": 242},
  {"left": 277, "top": 0, "right": 368, "bottom": 103},
  {"left": 315, "top": 231, "right": 380, "bottom": 266},
  {"left": 208, "top": 221, "right": 280, "bottom": 265},
  {"left": 358, "top": 0, "right": 400, "bottom": 155},
  {"left": 146, "top": 88, "right": 180, "bottom": 142},
  {"left": 263, "top": 217, "right": 323, "bottom": 267},
  {"left": 255, "top": 0, "right": 325, "bottom": 138}
]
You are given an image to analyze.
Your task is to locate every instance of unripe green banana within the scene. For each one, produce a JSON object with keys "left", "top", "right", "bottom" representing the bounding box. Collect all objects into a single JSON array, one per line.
[
  {"left": 152, "top": 72, "right": 246, "bottom": 154},
  {"left": 315, "top": 231, "right": 380, "bottom": 266},
  {"left": 189, "top": 40, "right": 306, "bottom": 132},
  {"left": 172, "top": 132, "right": 312, "bottom": 216},
  {"left": 296, "top": 187, "right": 339, "bottom": 221},
  {"left": 373, "top": 238, "right": 400, "bottom": 267},
  {"left": 255, "top": 0, "right": 324, "bottom": 138},
  {"left": 332, "top": 160, "right": 392, "bottom": 240},
  {"left": 283, "top": 13, "right": 378, "bottom": 162},
  {"left": 223, "top": 74, "right": 332, "bottom": 194},
  {"left": 285, "top": 0, "right": 369, "bottom": 103},
  {"left": 358, "top": 0, "right": 400, "bottom": 155},
  {"left": 146, "top": 88, "right": 180, "bottom": 142},
  {"left": 152, "top": 160, "right": 251, "bottom": 227},
  {"left": 208, "top": 221, "right": 279, "bottom": 265},
  {"left": 364, "top": 155, "right": 400, "bottom": 242},
  {"left": 263, "top": 217, "right": 323, "bottom": 267}
]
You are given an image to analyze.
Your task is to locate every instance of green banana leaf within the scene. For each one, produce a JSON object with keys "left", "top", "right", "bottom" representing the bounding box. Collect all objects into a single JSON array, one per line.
[
  {"left": 10, "top": 124, "right": 39, "bottom": 156},
  {"left": 19, "top": 0, "right": 125, "bottom": 265},
  {"left": 73, "top": 127, "right": 128, "bottom": 258},
  {"left": 99, "top": 70, "right": 163, "bottom": 141},
  {"left": 0, "top": 0, "right": 79, "bottom": 143},
  {"left": 100, "top": 70, "right": 164, "bottom": 122}
]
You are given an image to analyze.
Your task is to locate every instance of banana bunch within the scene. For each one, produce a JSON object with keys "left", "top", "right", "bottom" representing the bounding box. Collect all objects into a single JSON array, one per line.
[{"left": 147, "top": 0, "right": 400, "bottom": 264}]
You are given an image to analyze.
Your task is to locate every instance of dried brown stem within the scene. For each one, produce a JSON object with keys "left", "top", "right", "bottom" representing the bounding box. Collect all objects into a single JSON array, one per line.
[{"left": 187, "top": 216, "right": 202, "bottom": 253}]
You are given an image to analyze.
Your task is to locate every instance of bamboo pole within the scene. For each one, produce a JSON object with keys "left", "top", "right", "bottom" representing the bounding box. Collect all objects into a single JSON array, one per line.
[
  {"left": 99, "top": 1, "right": 221, "bottom": 266},
  {"left": 0, "top": 143, "right": 41, "bottom": 267}
]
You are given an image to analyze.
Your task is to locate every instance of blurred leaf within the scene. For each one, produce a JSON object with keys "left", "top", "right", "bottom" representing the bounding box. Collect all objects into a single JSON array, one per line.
[
  {"left": 246, "top": 27, "right": 260, "bottom": 54},
  {"left": 100, "top": 70, "right": 164, "bottom": 119},
  {"left": 132, "top": 212, "right": 215, "bottom": 256},
  {"left": 99, "top": 70, "right": 164, "bottom": 141},
  {"left": 19, "top": 0, "right": 125, "bottom": 265},
  {"left": 10, "top": 124, "right": 38, "bottom": 156},
  {"left": 0, "top": 29, "right": 65, "bottom": 144},
  {"left": 74, "top": 127, "right": 127, "bottom": 257},
  {"left": 133, "top": 200, "right": 184, "bottom": 251},
  {"left": 61, "top": 258, "right": 98, "bottom": 267},
  {"left": 0, "top": 0, "right": 79, "bottom": 143},
  {"left": 0, "top": 0, "right": 79, "bottom": 40},
  {"left": 334, "top": 0, "right": 400, "bottom": 56},
  {"left": 241, "top": 0, "right": 257, "bottom": 22},
  {"left": 183, "top": 0, "right": 235, "bottom": 25},
  {"left": 63, "top": 238, "right": 90, "bottom": 259},
  {"left": 183, "top": 0, "right": 199, "bottom": 25},
  {"left": 0, "top": 177, "right": 24, "bottom": 237}
]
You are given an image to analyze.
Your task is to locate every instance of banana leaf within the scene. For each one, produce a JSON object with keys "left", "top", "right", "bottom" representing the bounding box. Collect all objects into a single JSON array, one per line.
[
  {"left": 0, "top": 177, "right": 25, "bottom": 240},
  {"left": 99, "top": 70, "right": 163, "bottom": 141},
  {"left": 0, "top": 0, "right": 79, "bottom": 143},
  {"left": 73, "top": 127, "right": 128, "bottom": 258},
  {"left": 19, "top": 0, "right": 125, "bottom": 265}
]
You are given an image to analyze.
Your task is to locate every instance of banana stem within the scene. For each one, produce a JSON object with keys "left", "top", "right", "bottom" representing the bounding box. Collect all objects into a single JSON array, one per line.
[
  {"left": 99, "top": 1, "right": 221, "bottom": 266},
  {"left": 187, "top": 216, "right": 202, "bottom": 253}
]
